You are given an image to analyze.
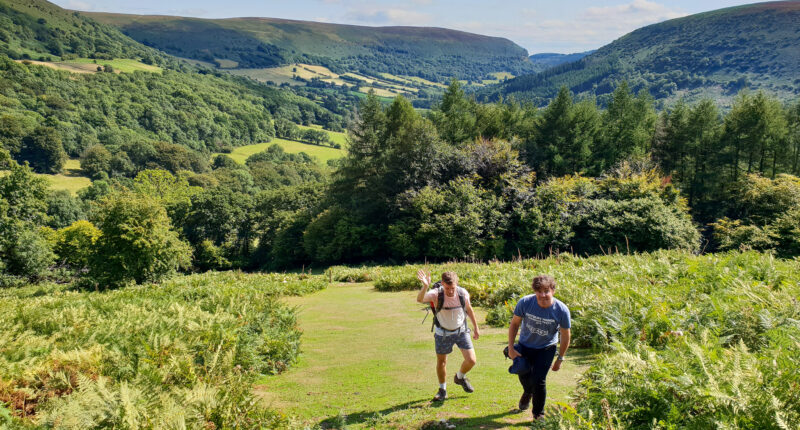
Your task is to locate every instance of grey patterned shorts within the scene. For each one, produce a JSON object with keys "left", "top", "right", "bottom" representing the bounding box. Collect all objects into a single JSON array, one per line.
[{"left": 434, "top": 328, "right": 473, "bottom": 355}]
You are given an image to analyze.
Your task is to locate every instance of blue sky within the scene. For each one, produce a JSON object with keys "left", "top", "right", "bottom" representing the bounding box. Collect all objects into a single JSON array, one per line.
[{"left": 52, "top": 0, "right": 762, "bottom": 53}]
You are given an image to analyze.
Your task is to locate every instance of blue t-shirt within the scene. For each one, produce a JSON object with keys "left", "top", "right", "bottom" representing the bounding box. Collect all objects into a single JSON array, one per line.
[{"left": 514, "top": 295, "right": 571, "bottom": 349}]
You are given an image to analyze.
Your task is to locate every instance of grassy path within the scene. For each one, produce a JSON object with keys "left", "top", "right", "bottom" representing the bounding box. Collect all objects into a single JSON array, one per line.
[{"left": 255, "top": 283, "right": 594, "bottom": 429}]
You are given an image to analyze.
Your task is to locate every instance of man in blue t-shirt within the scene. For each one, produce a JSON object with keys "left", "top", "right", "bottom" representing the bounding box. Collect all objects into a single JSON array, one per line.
[{"left": 507, "top": 275, "right": 571, "bottom": 420}]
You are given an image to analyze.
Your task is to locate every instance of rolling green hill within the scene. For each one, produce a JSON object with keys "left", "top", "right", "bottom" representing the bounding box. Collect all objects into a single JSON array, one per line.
[
  {"left": 488, "top": 1, "right": 800, "bottom": 106},
  {"left": 0, "top": 0, "right": 165, "bottom": 63},
  {"left": 0, "top": 0, "right": 342, "bottom": 174},
  {"left": 83, "top": 12, "right": 536, "bottom": 82}
]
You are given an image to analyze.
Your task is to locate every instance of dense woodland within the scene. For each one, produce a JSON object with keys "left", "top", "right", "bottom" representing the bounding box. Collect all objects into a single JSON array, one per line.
[
  {"left": 3, "top": 77, "right": 800, "bottom": 287},
  {"left": 0, "top": 57, "right": 341, "bottom": 169}
]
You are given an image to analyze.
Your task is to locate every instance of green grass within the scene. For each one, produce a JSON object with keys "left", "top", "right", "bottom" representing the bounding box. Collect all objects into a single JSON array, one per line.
[
  {"left": 297, "top": 124, "right": 348, "bottom": 148},
  {"left": 255, "top": 283, "right": 593, "bottom": 429},
  {"left": 13, "top": 159, "right": 92, "bottom": 195},
  {"left": 61, "top": 58, "right": 162, "bottom": 73},
  {"left": 217, "top": 137, "right": 345, "bottom": 165}
]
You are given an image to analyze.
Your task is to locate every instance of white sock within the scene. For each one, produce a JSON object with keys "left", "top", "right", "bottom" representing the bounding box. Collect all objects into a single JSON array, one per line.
[
  {"left": 439, "top": 382, "right": 446, "bottom": 390},
  {"left": 456, "top": 371, "right": 465, "bottom": 379}
]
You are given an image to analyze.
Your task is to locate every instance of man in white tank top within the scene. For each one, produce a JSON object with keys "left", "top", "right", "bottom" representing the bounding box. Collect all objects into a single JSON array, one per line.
[{"left": 416, "top": 270, "right": 480, "bottom": 402}]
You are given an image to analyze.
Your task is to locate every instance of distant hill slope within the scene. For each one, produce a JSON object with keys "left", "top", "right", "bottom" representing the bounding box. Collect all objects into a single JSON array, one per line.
[
  {"left": 0, "top": 0, "right": 165, "bottom": 63},
  {"left": 83, "top": 12, "right": 536, "bottom": 82},
  {"left": 0, "top": 0, "right": 340, "bottom": 164},
  {"left": 528, "top": 51, "right": 594, "bottom": 73},
  {"left": 488, "top": 1, "right": 800, "bottom": 106}
]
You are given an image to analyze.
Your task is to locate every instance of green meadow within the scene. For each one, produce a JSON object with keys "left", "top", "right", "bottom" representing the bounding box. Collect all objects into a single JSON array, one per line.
[
  {"left": 257, "top": 282, "right": 592, "bottom": 429},
  {"left": 218, "top": 137, "right": 346, "bottom": 165},
  {"left": 59, "top": 58, "right": 162, "bottom": 73}
]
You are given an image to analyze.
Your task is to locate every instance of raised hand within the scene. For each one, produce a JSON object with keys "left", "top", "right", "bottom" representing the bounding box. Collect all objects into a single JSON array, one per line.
[{"left": 417, "top": 269, "right": 431, "bottom": 288}]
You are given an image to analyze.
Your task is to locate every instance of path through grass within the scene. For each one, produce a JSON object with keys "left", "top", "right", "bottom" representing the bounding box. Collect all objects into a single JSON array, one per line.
[{"left": 255, "top": 283, "right": 594, "bottom": 429}]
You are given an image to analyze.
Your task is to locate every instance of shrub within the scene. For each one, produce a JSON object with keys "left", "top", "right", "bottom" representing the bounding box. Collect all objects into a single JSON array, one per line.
[
  {"left": 2, "top": 227, "right": 54, "bottom": 281},
  {"left": 19, "top": 126, "right": 67, "bottom": 174},
  {"left": 89, "top": 191, "right": 191, "bottom": 288},
  {"left": 46, "top": 190, "right": 85, "bottom": 229},
  {"left": 54, "top": 220, "right": 100, "bottom": 270},
  {"left": 79, "top": 144, "right": 112, "bottom": 179}
]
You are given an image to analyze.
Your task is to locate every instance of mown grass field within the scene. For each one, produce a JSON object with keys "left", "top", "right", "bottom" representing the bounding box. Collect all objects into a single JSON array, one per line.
[
  {"left": 217, "top": 137, "right": 345, "bottom": 165},
  {"left": 256, "top": 283, "right": 593, "bottom": 429}
]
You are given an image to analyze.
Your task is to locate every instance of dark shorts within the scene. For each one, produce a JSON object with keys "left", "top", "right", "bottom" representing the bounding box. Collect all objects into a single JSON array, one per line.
[{"left": 434, "top": 328, "right": 473, "bottom": 355}]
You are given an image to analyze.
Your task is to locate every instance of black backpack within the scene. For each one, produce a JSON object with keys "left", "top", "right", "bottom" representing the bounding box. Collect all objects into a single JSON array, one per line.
[{"left": 429, "top": 281, "right": 467, "bottom": 332}]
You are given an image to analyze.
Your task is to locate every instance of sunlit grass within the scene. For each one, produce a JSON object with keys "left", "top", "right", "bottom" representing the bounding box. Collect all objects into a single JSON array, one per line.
[
  {"left": 256, "top": 283, "right": 593, "bottom": 429},
  {"left": 216, "top": 137, "right": 345, "bottom": 165}
]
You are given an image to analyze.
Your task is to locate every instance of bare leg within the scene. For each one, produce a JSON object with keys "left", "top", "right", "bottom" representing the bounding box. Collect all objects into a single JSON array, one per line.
[
  {"left": 459, "top": 347, "right": 477, "bottom": 374},
  {"left": 436, "top": 354, "right": 448, "bottom": 383}
]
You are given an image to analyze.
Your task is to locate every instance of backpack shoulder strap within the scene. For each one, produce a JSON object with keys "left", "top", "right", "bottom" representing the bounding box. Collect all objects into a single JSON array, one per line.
[
  {"left": 457, "top": 287, "right": 466, "bottom": 309},
  {"left": 430, "top": 282, "right": 444, "bottom": 331},
  {"left": 433, "top": 282, "right": 444, "bottom": 311}
]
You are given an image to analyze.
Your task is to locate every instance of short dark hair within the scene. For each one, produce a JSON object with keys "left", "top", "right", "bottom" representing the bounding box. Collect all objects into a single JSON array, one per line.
[
  {"left": 532, "top": 275, "right": 556, "bottom": 292},
  {"left": 441, "top": 271, "right": 458, "bottom": 285}
]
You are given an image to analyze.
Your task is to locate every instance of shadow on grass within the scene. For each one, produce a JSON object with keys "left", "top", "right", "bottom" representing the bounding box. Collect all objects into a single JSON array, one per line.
[
  {"left": 440, "top": 408, "right": 529, "bottom": 429},
  {"left": 318, "top": 396, "right": 469, "bottom": 429}
]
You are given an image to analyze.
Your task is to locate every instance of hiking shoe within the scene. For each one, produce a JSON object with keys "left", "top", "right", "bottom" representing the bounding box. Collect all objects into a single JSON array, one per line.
[
  {"left": 518, "top": 392, "right": 532, "bottom": 410},
  {"left": 433, "top": 387, "right": 447, "bottom": 401},
  {"left": 454, "top": 374, "right": 474, "bottom": 393}
]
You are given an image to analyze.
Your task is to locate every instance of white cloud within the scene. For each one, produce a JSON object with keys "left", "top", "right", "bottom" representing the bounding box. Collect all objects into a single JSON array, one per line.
[
  {"left": 166, "top": 8, "right": 210, "bottom": 17},
  {"left": 345, "top": 7, "right": 433, "bottom": 26},
  {"left": 516, "top": 0, "right": 687, "bottom": 52},
  {"left": 582, "top": 0, "right": 686, "bottom": 27},
  {"left": 64, "top": 0, "right": 93, "bottom": 10}
]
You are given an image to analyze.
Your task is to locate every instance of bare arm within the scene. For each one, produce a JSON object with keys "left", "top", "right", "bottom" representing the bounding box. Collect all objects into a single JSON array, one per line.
[
  {"left": 465, "top": 299, "right": 480, "bottom": 340},
  {"left": 507, "top": 315, "right": 522, "bottom": 359},
  {"left": 416, "top": 269, "right": 431, "bottom": 303},
  {"left": 551, "top": 328, "right": 571, "bottom": 371}
]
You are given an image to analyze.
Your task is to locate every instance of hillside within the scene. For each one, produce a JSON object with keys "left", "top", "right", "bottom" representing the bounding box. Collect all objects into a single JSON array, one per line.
[
  {"left": 0, "top": 0, "right": 342, "bottom": 176},
  {"left": 528, "top": 50, "right": 594, "bottom": 73},
  {"left": 83, "top": 12, "right": 536, "bottom": 83},
  {"left": 0, "top": 0, "right": 164, "bottom": 63},
  {"left": 488, "top": 1, "right": 800, "bottom": 106}
]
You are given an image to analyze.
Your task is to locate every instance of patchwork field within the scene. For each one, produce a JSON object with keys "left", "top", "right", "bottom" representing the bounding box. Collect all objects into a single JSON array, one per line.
[
  {"left": 228, "top": 63, "right": 348, "bottom": 86},
  {"left": 228, "top": 63, "right": 441, "bottom": 97}
]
